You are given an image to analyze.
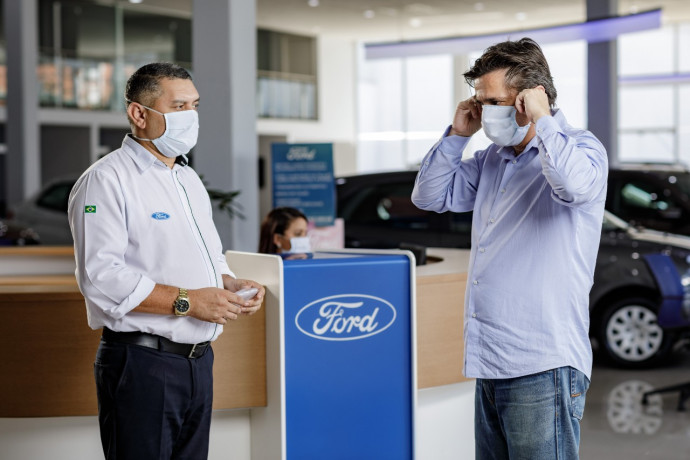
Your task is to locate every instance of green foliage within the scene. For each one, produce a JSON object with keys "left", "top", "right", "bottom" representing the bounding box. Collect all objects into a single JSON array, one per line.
[{"left": 199, "top": 175, "right": 244, "bottom": 220}]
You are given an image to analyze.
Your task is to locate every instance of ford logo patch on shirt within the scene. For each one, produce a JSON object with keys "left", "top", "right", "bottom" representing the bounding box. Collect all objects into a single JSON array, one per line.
[
  {"left": 295, "top": 294, "right": 396, "bottom": 341},
  {"left": 151, "top": 212, "right": 170, "bottom": 220}
]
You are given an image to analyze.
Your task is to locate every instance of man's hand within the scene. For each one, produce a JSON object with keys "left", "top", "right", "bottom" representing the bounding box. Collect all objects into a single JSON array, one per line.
[
  {"left": 449, "top": 97, "right": 482, "bottom": 137},
  {"left": 223, "top": 277, "right": 265, "bottom": 316},
  {"left": 515, "top": 86, "right": 550, "bottom": 124},
  {"left": 187, "top": 287, "right": 243, "bottom": 324}
]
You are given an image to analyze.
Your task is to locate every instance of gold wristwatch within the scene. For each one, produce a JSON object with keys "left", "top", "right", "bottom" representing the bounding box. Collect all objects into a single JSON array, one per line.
[{"left": 173, "top": 288, "right": 191, "bottom": 316}]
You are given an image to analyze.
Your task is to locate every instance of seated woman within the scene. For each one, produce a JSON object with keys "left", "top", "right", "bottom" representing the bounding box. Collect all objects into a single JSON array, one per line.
[{"left": 258, "top": 207, "right": 312, "bottom": 259}]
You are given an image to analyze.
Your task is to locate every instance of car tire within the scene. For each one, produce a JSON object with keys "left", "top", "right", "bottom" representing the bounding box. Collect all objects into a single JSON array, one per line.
[{"left": 596, "top": 297, "right": 674, "bottom": 368}]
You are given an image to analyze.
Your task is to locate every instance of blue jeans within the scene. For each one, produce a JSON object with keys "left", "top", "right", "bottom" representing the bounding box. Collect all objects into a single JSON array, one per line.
[{"left": 475, "top": 366, "right": 590, "bottom": 460}]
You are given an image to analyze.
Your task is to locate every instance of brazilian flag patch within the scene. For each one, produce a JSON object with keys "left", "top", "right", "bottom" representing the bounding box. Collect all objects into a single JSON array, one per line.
[{"left": 85, "top": 205, "right": 96, "bottom": 214}]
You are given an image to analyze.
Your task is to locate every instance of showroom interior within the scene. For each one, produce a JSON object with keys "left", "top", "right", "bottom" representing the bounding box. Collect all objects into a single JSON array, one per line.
[{"left": 1, "top": 0, "right": 689, "bottom": 459}]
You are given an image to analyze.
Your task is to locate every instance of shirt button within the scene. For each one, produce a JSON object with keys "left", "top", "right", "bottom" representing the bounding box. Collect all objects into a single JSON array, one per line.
[
  {"left": 489, "top": 218, "right": 495, "bottom": 224},
  {"left": 479, "top": 248, "right": 485, "bottom": 253},
  {"left": 500, "top": 188, "right": 506, "bottom": 193},
  {"left": 472, "top": 280, "right": 478, "bottom": 285},
  {"left": 472, "top": 313, "right": 477, "bottom": 318},
  {"left": 512, "top": 160, "right": 517, "bottom": 164}
]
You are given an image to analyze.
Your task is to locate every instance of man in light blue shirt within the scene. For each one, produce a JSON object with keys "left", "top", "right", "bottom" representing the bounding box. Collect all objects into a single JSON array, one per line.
[{"left": 412, "top": 38, "right": 607, "bottom": 459}]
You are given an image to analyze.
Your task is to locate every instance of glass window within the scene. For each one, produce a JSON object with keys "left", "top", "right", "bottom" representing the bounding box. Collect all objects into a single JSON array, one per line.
[
  {"left": 257, "top": 29, "right": 317, "bottom": 120},
  {"left": 618, "top": 131, "right": 675, "bottom": 163},
  {"left": 36, "top": 182, "right": 74, "bottom": 213},
  {"left": 123, "top": 11, "right": 192, "bottom": 68},
  {"left": 38, "top": 0, "right": 117, "bottom": 110},
  {"left": 680, "top": 84, "right": 690, "bottom": 166},
  {"left": 36, "top": 1, "right": 192, "bottom": 111},
  {"left": 619, "top": 85, "right": 673, "bottom": 129},
  {"left": 679, "top": 23, "right": 690, "bottom": 72},
  {"left": 618, "top": 26, "right": 674, "bottom": 76},
  {"left": 542, "top": 41, "right": 587, "bottom": 128}
]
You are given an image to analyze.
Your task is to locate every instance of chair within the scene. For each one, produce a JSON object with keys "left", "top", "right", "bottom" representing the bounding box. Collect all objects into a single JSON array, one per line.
[{"left": 640, "top": 254, "right": 690, "bottom": 411}]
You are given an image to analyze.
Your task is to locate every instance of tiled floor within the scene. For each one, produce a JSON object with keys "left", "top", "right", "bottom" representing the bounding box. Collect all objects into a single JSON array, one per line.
[{"left": 580, "top": 349, "right": 690, "bottom": 460}]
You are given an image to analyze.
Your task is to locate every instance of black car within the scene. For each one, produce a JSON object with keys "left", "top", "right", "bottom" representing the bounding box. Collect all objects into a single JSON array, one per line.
[
  {"left": 606, "top": 163, "right": 690, "bottom": 235},
  {"left": 336, "top": 169, "right": 690, "bottom": 368}
]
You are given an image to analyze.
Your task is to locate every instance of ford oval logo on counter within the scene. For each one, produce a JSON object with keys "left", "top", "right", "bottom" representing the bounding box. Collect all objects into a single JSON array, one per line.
[
  {"left": 151, "top": 212, "right": 170, "bottom": 220},
  {"left": 295, "top": 294, "right": 396, "bottom": 341}
]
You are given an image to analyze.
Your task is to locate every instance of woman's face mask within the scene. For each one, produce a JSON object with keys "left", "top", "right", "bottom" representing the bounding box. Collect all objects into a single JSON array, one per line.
[
  {"left": 481, "top": 105, "right": 530, "bottom": 147},
  {"left": 130, "top": 102, "right": 199, "bottom": 158},
  {"left": 283, "top": 236, "right": 312, "bottom": 254}
]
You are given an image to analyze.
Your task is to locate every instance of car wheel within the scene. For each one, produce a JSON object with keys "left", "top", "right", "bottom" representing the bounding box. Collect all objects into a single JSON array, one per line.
[{"left": 597, "top": 297, "right": 673, "bottom": 368}]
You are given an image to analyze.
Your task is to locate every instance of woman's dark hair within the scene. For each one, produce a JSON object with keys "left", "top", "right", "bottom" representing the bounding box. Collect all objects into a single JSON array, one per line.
[
  {"left": 258, "top": 207, "right": 308, "bottom": 254},
  {"left": 463, "top": 37, "right": 557, "bottom": 107},
  {"left": 124, "top": 62, "right": 192, "bottom": 108}
]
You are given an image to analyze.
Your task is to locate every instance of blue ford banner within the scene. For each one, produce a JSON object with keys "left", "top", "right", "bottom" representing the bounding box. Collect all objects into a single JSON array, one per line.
[
  {"left": 283, "top": 253, "right": 415, "bottom": 459},
  {"left": 271, "top": 143, "right": 335, "bottom": 226}
]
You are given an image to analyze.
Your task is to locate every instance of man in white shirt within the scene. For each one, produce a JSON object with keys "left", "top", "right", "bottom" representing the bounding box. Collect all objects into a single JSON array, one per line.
[{"left": 68, "top": 62, "right": 265, "bottom": 460}]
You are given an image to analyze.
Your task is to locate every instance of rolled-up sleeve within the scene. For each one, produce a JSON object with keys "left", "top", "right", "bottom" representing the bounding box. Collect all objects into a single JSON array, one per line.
[
  {"left": 535, "top": 115, "right": 608, "bottom": 207},
  {"left": 68, "top": 170, "right": 155, "bottom": 321},
  {"left": 411, "top": 126, "right": 481, "bottom": 213}
]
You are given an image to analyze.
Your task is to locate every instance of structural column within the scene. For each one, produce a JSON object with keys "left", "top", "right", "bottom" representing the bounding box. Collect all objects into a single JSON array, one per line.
[
  {"left": 192, "top": 0, "right": 258, "bottom": 251},
  {"left": 3, "top": 0, "right": 40, "bottom": 208},
  {"left": 587, "top": 0, "right": 618, "bottom": 164}
]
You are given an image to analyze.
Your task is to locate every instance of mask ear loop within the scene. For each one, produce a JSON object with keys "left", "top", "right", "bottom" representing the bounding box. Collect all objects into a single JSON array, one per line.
[{"left": 126, "top": 99, "right": 167, "bottom": 142}]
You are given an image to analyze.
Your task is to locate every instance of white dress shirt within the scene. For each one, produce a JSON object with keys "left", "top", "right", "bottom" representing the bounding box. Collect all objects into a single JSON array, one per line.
[{"left": 68, "top": 135, "right": 235, "bottom": 344}]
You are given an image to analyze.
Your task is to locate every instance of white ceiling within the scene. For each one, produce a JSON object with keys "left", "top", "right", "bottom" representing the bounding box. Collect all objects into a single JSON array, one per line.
[{"left": 114, "top": 0, "right": 690, "bottom": 42}]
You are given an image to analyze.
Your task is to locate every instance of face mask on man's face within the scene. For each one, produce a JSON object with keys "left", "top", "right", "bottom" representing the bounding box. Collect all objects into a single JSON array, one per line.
[
  {"left": 129, "top": 102, "right": 199, "bottom": 158},
  {"left": 481, "top": 105, "right": 530, "bottom": 147}
]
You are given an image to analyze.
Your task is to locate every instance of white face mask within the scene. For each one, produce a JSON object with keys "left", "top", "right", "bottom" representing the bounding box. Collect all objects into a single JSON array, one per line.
[
  {"left": 130, "top": 103, "right": 199, "bottom": 158},
  {"left": 284, "top": 236, "right": 312, "bottom": 254},
  {"left": 481, "top": 105, "right": 531, "bottom": 147}
]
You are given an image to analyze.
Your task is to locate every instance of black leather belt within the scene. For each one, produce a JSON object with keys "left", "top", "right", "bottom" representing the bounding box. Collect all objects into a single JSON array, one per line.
[{"left": 102, "top": 327, "right": 210, "bottom": 359}]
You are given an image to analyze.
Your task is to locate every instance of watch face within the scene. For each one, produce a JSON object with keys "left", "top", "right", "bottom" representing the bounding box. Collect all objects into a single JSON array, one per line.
[{"left": 175, "top": 299, "right": 190, "bottom": 313}]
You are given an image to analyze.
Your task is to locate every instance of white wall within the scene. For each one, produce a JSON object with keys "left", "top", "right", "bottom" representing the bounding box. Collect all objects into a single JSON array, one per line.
[
  {"left": 0, "top": 383, "right": 474, "bottom": 459},
  {"left": 257, "top": 35, "right": 359, "bottom": 177}
]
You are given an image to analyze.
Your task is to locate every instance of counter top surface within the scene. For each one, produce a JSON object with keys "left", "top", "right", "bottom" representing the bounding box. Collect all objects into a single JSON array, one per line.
[{"left": 417, "top": 248, "right": 471, "bottom": 278}]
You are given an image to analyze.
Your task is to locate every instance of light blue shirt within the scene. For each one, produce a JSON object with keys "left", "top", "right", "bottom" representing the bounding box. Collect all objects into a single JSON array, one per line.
[{"left": 411, "top": 110, "right": 608, "bottom": 380}]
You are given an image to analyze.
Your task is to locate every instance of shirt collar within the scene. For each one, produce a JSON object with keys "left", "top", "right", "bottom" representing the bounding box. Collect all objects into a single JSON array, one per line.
[{"left": 122, "top": 135, "right": 188, "bottom": 172}]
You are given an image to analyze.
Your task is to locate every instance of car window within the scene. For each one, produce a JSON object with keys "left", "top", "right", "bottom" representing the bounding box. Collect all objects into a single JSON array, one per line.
[
  {"left": 617, "top": 180, "right": 683, "bottom": 221},
  {"left": 36, "top": 182, "right": 73, "bottom": 213},
  {"left": 339, "top": 182, "right": 429, "bottom": 230}
]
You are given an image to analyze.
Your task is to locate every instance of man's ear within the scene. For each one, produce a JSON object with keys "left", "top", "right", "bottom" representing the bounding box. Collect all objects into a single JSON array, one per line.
[{"left": 127, "top": 102, "right": 148, "bottom": 129}]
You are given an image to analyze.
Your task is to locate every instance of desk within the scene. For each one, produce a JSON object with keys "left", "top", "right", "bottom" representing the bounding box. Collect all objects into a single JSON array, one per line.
[{"left": 0, "top": 246, "right": 469, "bottom": 417}]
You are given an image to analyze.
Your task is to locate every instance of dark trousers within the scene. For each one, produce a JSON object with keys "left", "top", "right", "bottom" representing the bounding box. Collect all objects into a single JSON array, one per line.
[{"left": 94, "top": 339, "right": 214, "bottom": 460}]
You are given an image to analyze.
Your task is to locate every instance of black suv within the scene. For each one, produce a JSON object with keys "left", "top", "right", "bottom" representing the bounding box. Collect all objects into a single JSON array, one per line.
[{"left": 336, "top": 168, "right": 690, "bottom": 368}]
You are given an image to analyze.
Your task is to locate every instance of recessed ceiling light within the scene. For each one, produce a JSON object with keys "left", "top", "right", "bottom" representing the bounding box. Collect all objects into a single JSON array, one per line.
[
  {"left": 128, "top": 0, "right": 143, "bottom": 4},
  {"left": 515, "top": 12, "right": 527, "bottom": 21},
  {"left": 364, "top": 9, "right": 375, "bottom": 19},
  {"left": 308, "top": 0, "right": 319, "bottom": 7},
  {"left": 409, "top": 17, "right": 422, "bottom": 27}
]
